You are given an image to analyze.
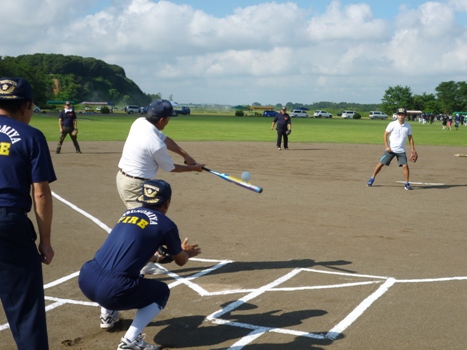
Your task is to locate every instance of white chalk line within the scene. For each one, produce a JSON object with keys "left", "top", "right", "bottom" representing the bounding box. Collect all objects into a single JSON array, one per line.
[
  {"left": 396, "top": 181, "right": 445, "bottom": 186},
  {"left": 3, "top": 192, "right": 467, "bottom": 349}
]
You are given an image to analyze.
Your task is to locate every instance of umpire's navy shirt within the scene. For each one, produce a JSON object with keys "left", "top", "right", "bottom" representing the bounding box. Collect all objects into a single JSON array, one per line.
[
  {"left": 273, "top": 113, "right": 291, "bottom": 131},
  {"left": 0, "top": 115, "right": 56, "bottom": 211},
  {"left": 58, "top": 110, "right": 76, "bottom": 128}
]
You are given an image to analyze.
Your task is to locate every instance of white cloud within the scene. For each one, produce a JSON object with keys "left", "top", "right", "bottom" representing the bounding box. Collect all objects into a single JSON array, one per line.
[{"left": 1, "top": 0, "right": 467, "bottom": 104}]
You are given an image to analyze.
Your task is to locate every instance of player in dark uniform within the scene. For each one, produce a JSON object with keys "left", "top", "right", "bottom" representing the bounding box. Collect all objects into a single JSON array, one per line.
[
  {"left": 56, "top": 101, "right": 81, "bottom": 154},
  {"left": 78, "top": 179, "right": 201, "bottom": 350},
  {"left": 270, "top": 106, "right": 292, "bottom": 150},
  {"left": 0, "top": 77, "right": 57, "bottom": 349}
]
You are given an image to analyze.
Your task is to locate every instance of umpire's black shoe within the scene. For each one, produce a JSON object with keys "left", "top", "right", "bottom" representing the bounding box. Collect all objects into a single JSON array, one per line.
[{"left": 56, "top": 149, "right": 60, "bottom": 154}]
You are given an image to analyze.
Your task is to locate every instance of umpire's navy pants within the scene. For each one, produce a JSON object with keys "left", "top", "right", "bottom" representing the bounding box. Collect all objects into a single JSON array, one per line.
[
  {"left": 0, "top": 208, "right": 49, "bottom": 349},
  {"left": 276, "top": 129, "right": 289, "bottom": 149}
]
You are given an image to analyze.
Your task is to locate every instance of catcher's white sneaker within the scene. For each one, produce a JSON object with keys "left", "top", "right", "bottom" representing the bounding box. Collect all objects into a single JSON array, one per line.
[
  {"left": 117, "top": 333, "right": 159, "bottom": 350},
  {"left": 100, "top": 310, "right": 119, "bottom": 329},
  {"left": 140, "top": 262, "right": 165, "bottom": 275}
]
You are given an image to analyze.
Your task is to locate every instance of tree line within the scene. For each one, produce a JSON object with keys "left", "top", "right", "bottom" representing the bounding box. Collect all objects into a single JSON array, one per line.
[
  {"left": 381, "top": 82, "right": 467, "bottom": 115},
  {"left": 0, "top": 54, "right": 157, "bottom": 107},
  {"left": 1, "top": 54, "right": 465, "bottom": 114}
]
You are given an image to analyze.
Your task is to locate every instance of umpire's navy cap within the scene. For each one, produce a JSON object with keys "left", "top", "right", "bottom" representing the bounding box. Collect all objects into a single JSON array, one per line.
[
  {"left": 0, "top": 77, "right": 33, "bottom": 100},
  {"left": 137, "top": 179, "right": 172, "bottom": 205},
  {"left": 147, "top": 99, "right": 173, "bottom": 118}
]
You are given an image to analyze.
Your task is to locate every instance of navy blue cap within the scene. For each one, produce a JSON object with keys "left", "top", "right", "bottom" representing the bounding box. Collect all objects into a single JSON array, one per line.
[
  {"left": 147, "top": 99, "right": 173, "bottom": 118},
  {"left": 137, "top": 179, "right": 172, "bottom": 205},
  {"left": 397, "top": 108, "right": 407, "bottom": 115},
  {"left": 0, "top": 77, "right": 33, "bottom": 100}
]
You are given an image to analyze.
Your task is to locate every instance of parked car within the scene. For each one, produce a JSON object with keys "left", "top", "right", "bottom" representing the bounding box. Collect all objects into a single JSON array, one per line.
[
  {"left": 369, "top": 111, "right": 388, "bottom": 119},
  {"left": 341, "top": 110, "right": 355, "bottom": 119},
  {"left": 263, "top": 110, "right": 278, "bottom": 117},
  {"left": 291, "top": 109, "right": 309, "bottom": 118},
  {"left": 313, "top": 110, "right": 332, "bottom": 118},
  {"left": 33, "top": 105, "right": 40, "bottom": 113},
  {"left": 125, "top": 105, "right": 140, "bottom": 114}
]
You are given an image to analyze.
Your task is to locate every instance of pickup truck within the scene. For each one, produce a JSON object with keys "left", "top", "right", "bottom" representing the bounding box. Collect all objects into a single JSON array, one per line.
[{"left": 172, "top": 106, "right": 191, "bottom": 116}]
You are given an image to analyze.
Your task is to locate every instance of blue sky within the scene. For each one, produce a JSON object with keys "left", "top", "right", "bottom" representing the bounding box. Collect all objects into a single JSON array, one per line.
[{"left": 2, "top": 0, "right": 467, "bottom": 105}]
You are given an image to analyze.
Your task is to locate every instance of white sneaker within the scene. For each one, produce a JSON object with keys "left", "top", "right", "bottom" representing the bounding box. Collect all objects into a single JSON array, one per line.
[
  {"left": 140, "top": 262, "right": 165, "bottom": 275},
  {"left": 100, "top": 310, "right": 120, "bottom": 329},
  {"left": 117, "top": 333, "right": 159, "bottom": 350}
]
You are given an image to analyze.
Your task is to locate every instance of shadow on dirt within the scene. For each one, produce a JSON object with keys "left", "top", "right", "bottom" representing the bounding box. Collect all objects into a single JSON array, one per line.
[
  {"left": 151, "top": 313, "right": 342, "bottom": 350},
  {"left": 166, "top": 259, "right": 355, "bottom": 279}
]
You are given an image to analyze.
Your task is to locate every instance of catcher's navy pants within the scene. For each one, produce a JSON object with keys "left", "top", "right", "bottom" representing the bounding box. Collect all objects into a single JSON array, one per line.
[
  {"left": 79, "top": 260, "right": 170, "bottom": 310},
  {"left": 0, "top": 209, "right": 49, "bottom": 350}
]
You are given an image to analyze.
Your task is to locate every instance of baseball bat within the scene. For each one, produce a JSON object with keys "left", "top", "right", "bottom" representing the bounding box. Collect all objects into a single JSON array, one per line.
[{"left": 202, "top": 167, "right": 263, "bottom": 194}]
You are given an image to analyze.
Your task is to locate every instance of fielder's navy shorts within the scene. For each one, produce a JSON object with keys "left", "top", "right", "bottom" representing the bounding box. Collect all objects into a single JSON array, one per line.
[{"left": 78, "top": 260, "right": 170, "bottom": 310}]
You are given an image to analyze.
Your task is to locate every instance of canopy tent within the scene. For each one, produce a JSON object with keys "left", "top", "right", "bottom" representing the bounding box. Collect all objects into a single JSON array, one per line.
[
  {"left": 231, "top": 105, "right": 248, "bottom": 110},
  {"left": 249, "top": 105, "right": 274, "bottom": 111},
  {"left": 80, "top": 101, "right": 113, "bottom": 106}
]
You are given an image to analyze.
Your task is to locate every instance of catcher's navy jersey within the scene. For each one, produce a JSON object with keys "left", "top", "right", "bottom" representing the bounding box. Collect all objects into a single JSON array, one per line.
[
  {"left": 0, "top": 115, "right": 56, "bottom": 211},
  {"left": 93, "top": 207, "right": 182, "bottom": 277}
]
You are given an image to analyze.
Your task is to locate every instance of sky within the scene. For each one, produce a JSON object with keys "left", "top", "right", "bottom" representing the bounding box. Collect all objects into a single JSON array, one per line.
[{"left": 2, "top": 0, "right": 467, "bottom": 105}]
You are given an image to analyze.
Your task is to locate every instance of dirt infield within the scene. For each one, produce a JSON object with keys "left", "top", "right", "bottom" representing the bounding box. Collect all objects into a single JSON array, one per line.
[{"left": 1, "top": 141, "right": 467, "bottom": 350}]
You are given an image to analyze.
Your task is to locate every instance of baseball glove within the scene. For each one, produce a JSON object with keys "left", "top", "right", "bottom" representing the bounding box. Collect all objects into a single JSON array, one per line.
[
  {"left": 285, "top": 130, "right": 291, "bottom": 135},
  {"left": 71, "top": 128, "right": 78, "bottom": 136},
  {"left": 157, "top": 246, "right": 174, "bottom": 264},
  {"left": 408, "top": 151, "right": 418, "bottom": 163}
]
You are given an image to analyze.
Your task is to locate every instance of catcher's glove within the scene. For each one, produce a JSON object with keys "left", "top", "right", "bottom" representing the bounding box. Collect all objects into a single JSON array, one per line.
[
  {"left": 408, "top": 151, "right": 418, "bottom": 163},
  {"left": 157, "top": 245, "right": 174, "bottom": 264},
  {"left": 71, "top": 128, "right": 78, "bottom": 136},
  {"left": 285, "top": 130, "right": 291, "bottom": 135}
]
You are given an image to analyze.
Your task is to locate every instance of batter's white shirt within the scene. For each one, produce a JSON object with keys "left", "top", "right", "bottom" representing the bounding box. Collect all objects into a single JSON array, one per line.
[
  {"left": 118, "top": 117, "right": 175, "bottom": 178},
  {"left": 385, "top": 120, "right": 412, "bottom": 153}
]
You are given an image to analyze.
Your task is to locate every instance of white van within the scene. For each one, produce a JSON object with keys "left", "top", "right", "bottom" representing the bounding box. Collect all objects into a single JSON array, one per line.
[
  {"left": 125, "top": 105, "right": 140, "bottom": 114},
  {"left": 291, "top": 109, "right": 309, "bottom": 118}
]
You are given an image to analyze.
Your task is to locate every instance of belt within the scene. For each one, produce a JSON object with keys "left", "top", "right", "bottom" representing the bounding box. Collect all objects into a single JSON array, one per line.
[
  {"left": 0, "top": 207, "right": 27, "bottom": 214},
  {"left": 119, "top": 170, "right": 150, "bottom": 181}
]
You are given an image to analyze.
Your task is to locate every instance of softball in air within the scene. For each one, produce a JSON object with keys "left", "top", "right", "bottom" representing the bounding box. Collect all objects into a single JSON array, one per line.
[{"left": 241, "top": 171, "right": 251, "bottom": 182}]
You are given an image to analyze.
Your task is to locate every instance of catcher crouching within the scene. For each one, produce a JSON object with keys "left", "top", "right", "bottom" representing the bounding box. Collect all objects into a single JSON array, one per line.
[{"left": 78, "top": 179, "right": 201, "bottom": 350}]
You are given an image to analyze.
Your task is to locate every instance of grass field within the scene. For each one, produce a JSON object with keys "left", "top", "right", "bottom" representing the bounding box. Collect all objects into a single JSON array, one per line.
[{"left": 30, "top": 113, "right": 467, "bottom": 147}]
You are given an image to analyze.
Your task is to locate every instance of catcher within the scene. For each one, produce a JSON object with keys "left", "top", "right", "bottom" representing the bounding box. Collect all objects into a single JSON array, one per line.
[
  {"left": 78, "top": 179, "right": 201, "bottom": 350},
  {"left": 56, "top": 101, "right": 81, "bottom": 154},
  {"left": 366, "top": 108, "right": 417, "bottom": 190}
]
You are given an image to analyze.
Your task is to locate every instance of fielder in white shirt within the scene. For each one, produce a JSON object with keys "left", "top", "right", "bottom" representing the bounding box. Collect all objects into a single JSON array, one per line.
[{"left": 366, "top": 108, "right": 417, "bottom": 190}]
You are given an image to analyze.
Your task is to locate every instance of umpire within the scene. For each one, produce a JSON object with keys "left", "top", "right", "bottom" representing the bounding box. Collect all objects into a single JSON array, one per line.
[
  {"left": 271, "top": 106, "right": 292, "bottom": 150},
  {"left": 0, "top": 77, "right": 57, "bottom": 349}
]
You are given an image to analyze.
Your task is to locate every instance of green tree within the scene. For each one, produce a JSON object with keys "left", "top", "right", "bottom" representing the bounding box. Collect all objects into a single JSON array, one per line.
[
  {"left": 381, "top": 85, "right": 413, "bottom": 115},
  {"left": 108, "top": 89, "right": 120, "bottom": 102},
  {"left": 435, "top": 81, "right": 458, "bottom": 113},
  {"left": 413, "top": 93, "right": 437, "bottom": 112}
]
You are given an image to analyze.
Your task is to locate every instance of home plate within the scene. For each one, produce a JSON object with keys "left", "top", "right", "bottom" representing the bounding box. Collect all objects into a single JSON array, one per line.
[{"left": 396, "top": 181, "right": 445, "bottom": 186}]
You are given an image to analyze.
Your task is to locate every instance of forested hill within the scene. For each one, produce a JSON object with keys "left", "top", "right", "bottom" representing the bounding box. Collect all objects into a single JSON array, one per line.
[{"left": 0, "top": 53, "right": 152, "bottom": 106}]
